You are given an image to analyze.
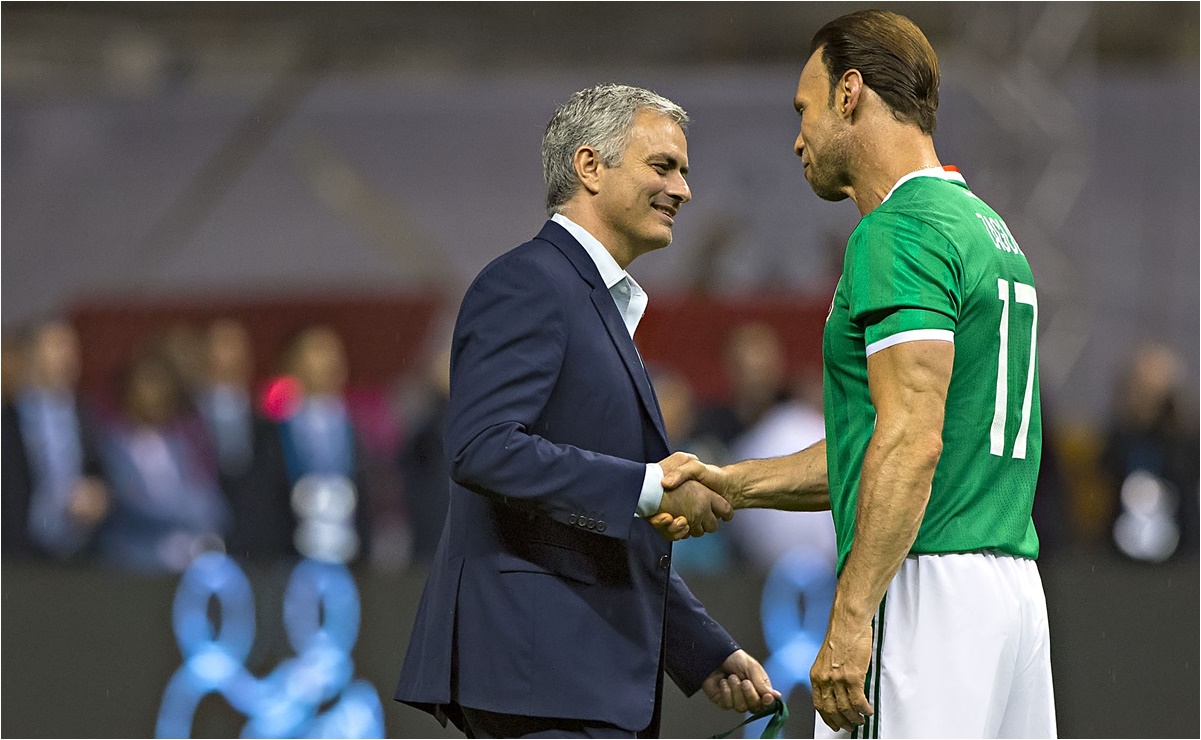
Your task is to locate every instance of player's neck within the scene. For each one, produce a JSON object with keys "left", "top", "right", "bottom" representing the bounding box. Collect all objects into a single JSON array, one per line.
[{"left": 849, "top": 130, "right": 941, "bottom": 217}]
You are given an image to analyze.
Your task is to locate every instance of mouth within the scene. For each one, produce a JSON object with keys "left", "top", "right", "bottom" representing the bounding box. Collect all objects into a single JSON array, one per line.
[{"left": 652, "top": 203, "right": 677, "bottom": 225}]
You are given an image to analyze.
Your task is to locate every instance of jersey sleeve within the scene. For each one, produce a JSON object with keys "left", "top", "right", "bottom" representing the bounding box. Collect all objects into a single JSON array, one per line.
[{"left": 846, "top": 212, "right": 963, "bottom": 356}]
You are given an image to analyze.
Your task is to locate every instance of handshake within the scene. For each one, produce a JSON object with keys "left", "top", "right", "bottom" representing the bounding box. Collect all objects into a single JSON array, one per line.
[{"left": 647, "top": 451, "right": 740, "bottom": 541}]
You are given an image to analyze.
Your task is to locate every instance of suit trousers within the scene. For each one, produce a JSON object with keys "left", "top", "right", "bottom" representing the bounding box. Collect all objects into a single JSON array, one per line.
[{"left": 459, "top": 706, "right": 648, "bottom": 739}]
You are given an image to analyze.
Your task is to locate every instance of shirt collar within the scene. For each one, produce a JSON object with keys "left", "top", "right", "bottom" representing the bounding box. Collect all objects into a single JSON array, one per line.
[
  {"left": 881, "top": 165, "right": 967, "bottom": 205},
  {"left": 551, "top": 213, "right": 630, "bottom": 290}
]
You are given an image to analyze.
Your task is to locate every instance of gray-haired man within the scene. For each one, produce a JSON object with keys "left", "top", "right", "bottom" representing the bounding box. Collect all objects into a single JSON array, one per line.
[{"left": 394, "top": 84, "right": 778, "bottom": 738}]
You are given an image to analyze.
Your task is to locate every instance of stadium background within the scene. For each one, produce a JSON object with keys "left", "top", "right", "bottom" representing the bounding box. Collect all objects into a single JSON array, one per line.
[{"left": 2, "top": 3, "right": 1197, "bottom": 738}]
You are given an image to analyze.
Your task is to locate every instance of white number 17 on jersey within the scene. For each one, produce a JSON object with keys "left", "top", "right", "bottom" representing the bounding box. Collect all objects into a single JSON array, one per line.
[{"left": 990, "top": 279, "right": 1038, "bottom": 459}]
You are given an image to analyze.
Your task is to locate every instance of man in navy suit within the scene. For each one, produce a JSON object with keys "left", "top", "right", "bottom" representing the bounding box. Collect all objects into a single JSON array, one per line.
[{"left": 395, "top": 84, "right": 778, "bottom": 737}]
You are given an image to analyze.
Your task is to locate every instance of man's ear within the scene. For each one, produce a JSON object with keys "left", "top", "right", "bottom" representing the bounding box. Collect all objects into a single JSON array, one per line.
[
  {"left": 573, "top": 146, "right": 603, "bottom": 195},
  {"left": 837, "top": 69, "right": 863, "bottom": 120}
]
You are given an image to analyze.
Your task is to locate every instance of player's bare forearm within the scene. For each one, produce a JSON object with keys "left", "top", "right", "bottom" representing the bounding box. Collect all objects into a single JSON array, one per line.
[
  {"left": 725, "top": 440, "right": 830, "bottom": 510},
  {"left": 830, "top": 418, "right": 939, "bottom": 626},
  {"left": 659, "top": 440, "right": 829, "bottom": 512},
  {"left": 830, "top": 340, "right": 953, "bottom": 627}
]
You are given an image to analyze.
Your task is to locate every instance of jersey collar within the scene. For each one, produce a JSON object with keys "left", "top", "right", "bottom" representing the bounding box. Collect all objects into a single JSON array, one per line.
[{"left": 881, "top": 165, "right": 966, "bottom": 205}]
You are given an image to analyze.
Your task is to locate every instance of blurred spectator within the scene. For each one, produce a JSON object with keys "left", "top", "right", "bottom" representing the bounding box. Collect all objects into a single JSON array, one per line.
[
  {"left": 98, "top": 350, "right": 230, "bottom": 573},
  {"left": 267, "top": 325, "right": 372, "bottom": 565},
  {"left": 726, "top": 364, "right": 837, "bottom": 574},
  {"left": 692, "top": 323, "right": 794, "bottom": 455},
  {"left": 397, "top": 343, "right": 451, "bottom": 564},
  {"left": 650, "top": 366, "right": 734, "bottom": 575},
  {"left": 1101, "top": 343, "right": 1199, "bottom": 563},
  {"left": 148, "top": 323, "right": 222, "bottom": 482},
  {"left": 156, "top": 323, "right": 208, "bottom": 400},
  {"left": 2, "top": 329, "right": 34, "bottom": 556},
  {"left": 197, "top": 319, "right": 256, "bottom": 478},
  {"left": 197, "top": 318, "right": 292, "bottom": 561},
  {"left": 3, "top": 320, "right": 111, "bottom": 561}
]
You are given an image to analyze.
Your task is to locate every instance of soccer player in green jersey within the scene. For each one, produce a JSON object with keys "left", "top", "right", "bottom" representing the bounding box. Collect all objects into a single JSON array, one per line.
[{"left": 660, "top": 10, "right": 1056, "bottom": 738}]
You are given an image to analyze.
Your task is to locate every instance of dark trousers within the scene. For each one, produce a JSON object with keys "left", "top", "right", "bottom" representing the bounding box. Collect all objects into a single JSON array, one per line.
[
  {"left": 459, "top": 706, "right": 650, "bottom": 738},
  {"left": 451, "top": 624, "right": 666, "bottom": 738}
]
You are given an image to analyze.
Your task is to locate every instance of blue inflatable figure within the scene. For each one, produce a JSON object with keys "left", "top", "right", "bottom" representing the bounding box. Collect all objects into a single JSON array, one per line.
[
  {"left": 156, "top": 553, "right": 384, "bottom": 738},
  {"left": 741, "top": 549, "right": 837, "bottom": 738}
]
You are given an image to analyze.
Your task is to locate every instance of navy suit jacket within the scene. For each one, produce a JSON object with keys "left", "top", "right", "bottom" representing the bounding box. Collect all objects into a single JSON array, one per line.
[{"left": 395, "top": 221, "right": 738, "bottom": 732}]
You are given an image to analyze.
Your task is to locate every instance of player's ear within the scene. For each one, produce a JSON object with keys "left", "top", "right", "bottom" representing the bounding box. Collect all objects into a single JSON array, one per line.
[
  {"left": 838, "top": 69, "right": 863, "bottom": 120},
  {"left": 574, "top": 146, "right": 603, "bottom": 195}
]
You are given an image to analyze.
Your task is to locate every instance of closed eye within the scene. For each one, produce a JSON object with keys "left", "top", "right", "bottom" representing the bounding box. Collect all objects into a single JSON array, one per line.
[{"left": 649, "top": 156, "right": 687, "bottom": 178}]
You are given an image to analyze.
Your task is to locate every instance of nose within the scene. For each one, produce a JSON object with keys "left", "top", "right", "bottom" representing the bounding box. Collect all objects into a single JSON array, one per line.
[
  {"left": 794, "top": 130, "right": 805, "bottom": 158},
  {"left": 667, "top": 171, "right": 691, "bottom": 204}
]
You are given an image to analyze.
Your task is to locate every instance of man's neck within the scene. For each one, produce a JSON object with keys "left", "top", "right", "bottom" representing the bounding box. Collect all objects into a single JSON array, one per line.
[
  {"left": 847, "top": 128, "right": 941, "bottom": 217},
  {"left": 556, "top": 204, "right": 636, "bottom": 269}
]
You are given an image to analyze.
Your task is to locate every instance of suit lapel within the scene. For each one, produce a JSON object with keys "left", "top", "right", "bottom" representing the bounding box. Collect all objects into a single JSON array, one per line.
[
  {"left": 536, "top": 221, "right": 669, "bottom": 448},
  {"left": 589, "top": 288, "right": 669, "bottom": 445}
]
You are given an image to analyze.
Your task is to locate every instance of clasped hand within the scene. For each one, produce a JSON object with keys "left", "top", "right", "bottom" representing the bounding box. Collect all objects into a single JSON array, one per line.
[
  {"left": 703, "top": 649, "right": 782, "bottom": 714},
  {"left": 647, "top": 452, "right": 733, "bottom": 540}
]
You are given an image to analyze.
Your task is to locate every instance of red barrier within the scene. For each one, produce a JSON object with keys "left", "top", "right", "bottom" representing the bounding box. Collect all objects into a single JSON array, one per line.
[{"left": 69, "top": 291, "right": 831, "bottom": 405}]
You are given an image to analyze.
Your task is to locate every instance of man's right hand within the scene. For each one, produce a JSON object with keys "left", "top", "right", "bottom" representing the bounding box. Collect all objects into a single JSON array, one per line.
[
  {"left": 655, "top": 458, "right": 733, "bottom": 537},
  {"left": 662, "top": 459, "right": 746, "bottom": 509}
]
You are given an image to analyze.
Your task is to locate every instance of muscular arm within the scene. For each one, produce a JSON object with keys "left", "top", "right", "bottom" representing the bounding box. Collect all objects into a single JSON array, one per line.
[
  {"left": 833, "top": 339, "right": 951, "bottom": 623},
  {"left": 659, "top": 439, "right": 829, "bottom": 511},
  {"left": 810, "top": 338, "right": 953, "bottom": 732},
  {"left": 721, "top": 440, "right": 830, "bottom": 510}
]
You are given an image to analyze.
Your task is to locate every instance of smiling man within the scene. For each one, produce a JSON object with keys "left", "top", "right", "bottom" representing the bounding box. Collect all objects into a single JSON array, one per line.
[{"left": 394, "top": 84, "right": 778, "bottom": 738}]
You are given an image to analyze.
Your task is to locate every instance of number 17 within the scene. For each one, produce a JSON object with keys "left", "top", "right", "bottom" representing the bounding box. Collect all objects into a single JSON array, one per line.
[{"left": 990, "top": 279, "right": 1038, "bottom": 459}]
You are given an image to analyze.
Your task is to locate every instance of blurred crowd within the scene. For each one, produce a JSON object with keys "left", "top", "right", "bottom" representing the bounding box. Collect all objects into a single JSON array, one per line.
[
  {"left": 1, "top": 316, "right": 1196, "bottom": 576},
  {"left": 1, "top": 318, "right": 382, "bottom": 573}
]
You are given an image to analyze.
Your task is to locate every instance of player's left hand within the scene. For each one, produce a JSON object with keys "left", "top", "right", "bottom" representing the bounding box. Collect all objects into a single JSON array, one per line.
[
  {"left": 810, "top": 619, "right": 874, "bottom": 732},
  {"left": 702, "top": 649, "right": 781, "bottom": 713}
]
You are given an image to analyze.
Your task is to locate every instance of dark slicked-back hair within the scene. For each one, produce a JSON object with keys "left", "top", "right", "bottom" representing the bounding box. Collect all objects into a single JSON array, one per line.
[{"left": 810, "top": 9, "right": 940, "bottom": 134}]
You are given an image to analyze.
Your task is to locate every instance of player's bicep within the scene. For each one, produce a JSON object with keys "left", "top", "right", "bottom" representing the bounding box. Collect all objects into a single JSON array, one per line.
[{"left": 866, "top": 339, "right": 954, "bottom": 441}]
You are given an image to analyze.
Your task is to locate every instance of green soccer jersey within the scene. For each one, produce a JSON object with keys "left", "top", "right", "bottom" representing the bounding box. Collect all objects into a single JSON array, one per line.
[{"left": 823, "top": 167, "right": 1041, "bottom": 573}]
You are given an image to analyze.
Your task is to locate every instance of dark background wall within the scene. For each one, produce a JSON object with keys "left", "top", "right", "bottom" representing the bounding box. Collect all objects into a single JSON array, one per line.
[{"left": 2, "top": 549, "right": 1197, "bottom": 738}]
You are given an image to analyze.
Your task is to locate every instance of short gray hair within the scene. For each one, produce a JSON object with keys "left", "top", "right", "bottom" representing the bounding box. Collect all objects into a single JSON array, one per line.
[{"left": 541, "top": 83, "right": 689, "bottom": 216}]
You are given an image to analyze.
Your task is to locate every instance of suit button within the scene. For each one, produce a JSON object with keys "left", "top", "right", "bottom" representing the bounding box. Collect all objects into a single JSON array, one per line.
[
  {"left": 659, "top": 554, "right": 671, "bottom": 569},
  {"left": 587, "top": 518, "right": 596, "bottom": 529},
  {"left": 578, "top": 518, "right": 588, "bottom": 528},
  {"left": 596, "top": 521, "right": 607, "bottom": 533},
  {"left": 568, "top": 514, "right": 577, "bottom": 524}
]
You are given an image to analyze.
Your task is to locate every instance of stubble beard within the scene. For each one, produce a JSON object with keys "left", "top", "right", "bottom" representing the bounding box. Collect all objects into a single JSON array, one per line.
[{"left": 806, "top": 131, "right": 853, "bottom": 203}]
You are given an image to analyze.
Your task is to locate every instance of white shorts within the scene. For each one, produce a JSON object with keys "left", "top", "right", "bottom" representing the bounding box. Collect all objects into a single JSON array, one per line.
[{"left": 815, "top": 552, "right": 1056, "bottom": 739}]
